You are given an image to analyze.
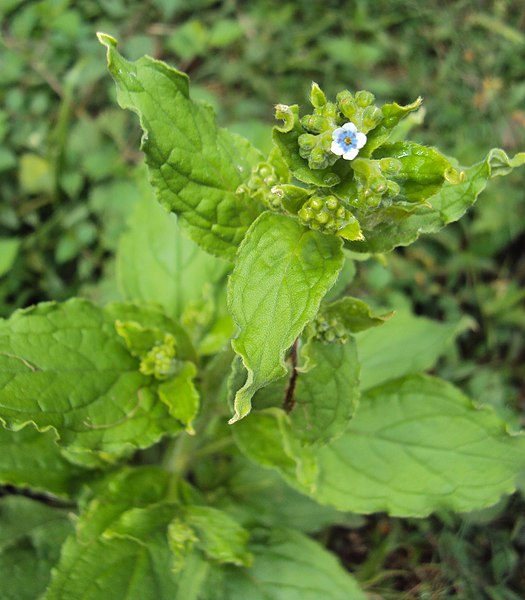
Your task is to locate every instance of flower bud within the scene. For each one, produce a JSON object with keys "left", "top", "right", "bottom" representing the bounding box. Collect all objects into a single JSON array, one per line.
[
  {"left": 355, "top": 90, "right": 375, "bottom": 108},
  {"left": 310, "top": 82, "right": 327, "bottom": 108}
]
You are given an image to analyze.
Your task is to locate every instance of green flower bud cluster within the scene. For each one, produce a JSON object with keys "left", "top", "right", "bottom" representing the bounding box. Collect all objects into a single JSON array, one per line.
[
  {"left": 351, "top": 157, "right": 402, "bottom": 209},
  {"left": 297, "top": 84, "right": 387, "bottom": 171},
  {"left": 313, "top": 314, "right": 349, "bottom": 344},
  {"left": 336, "top": 90, "right": 383, "bottom": 134},
  {"left": 139, "top": 333, "right": 177, "bottom": 380},
  {"left": 298, "top": 96, "right": 340, "bottom": 170},
  {"left": 298, "top": 194, "right": 353, "bottom": 235},
  {"left": 238, "top": 161, "right": 282, "bottom": 209}
]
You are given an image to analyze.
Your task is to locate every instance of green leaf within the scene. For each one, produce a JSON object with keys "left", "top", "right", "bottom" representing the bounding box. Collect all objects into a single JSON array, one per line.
[
  {"left": 0, "top": 237, "right": 20, "bottom": 277},
  {"left": 228, "top": 212, "right": 344, "bottom": 422},
  {"left": 374, "top": 141, "right": 456, "bottom": 202},
  {"left": 18, "top": 153, "right": 54, "bottom": 195},
  {"left": 323, "top": 251, "right": 356, "bottom": 302},
  {"left": 215, "top": 529, "right": 366, "bottom": 600},
  {"left": 356, "top": 309, "right": 460, "bottom": 391},
  {"left": 0, "top": 425, "right": 86, "bottom": 497},
  {"left": 233, "top": 408, "right": 318, "bottom": 491},
  {"left": 0, "top": 496, "right": 73, "bottom": 600},
  {"left": 44, "top": 468, "right": 180, "bottom": 600},
  {"left": 348, "top": 148, "right": 525, "bottom": 253},
  {"left": 363, "top": 97, "right": 422, "bottom": 154},
  {"left": 45, "top": 467, "right": 249, "bottom": 600},
  {"left": 214, "top": 457, "right": 360, "bottom": 533},
  {"left": 117, "top": 170, "right": 229, "bottom": 320},
  {"left": 181, "top": 506, "right": 252, "bottom": 568},
  {"left": 0, "top": 299, "right": 183, "bottom": 461},
  {"left": 98, "top": 33, "right": 264, "bottom": 260},
  {"left": 158, "top": 362, "right": 200, "bottom": 433},
  {"left": 106, "top": 503, "right": 179, "bottom": 545},
  {"left": 313, "top": 375, "right": 525, "bottom": 516},
  {"left": 107, "top": 302, "right": 196, "bottom": 363},
  {"left": 291, "top": 337, "right": 360, "bottom": 446},
  {"left": 320, "top": 296, "right": 393, "bottom": 334}
]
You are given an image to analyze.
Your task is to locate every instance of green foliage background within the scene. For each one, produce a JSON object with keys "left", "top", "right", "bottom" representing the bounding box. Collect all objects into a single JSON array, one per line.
[{"left": 1, "top": 0, "right": 524, "bottom": 597}]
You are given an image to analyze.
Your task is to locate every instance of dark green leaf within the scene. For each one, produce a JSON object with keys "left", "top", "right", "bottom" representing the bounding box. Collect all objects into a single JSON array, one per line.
[
  {"left": 0, "top": 425, "right": 86, "bottom": 497},
  {"left": 0, "top": 496, "right": 73, "bottom": 600},
  {"left": 291, "top": 337, "right": 360, "bottom": 446}
]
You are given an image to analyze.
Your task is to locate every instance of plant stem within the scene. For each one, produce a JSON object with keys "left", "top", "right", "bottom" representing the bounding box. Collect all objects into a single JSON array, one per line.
[
  {"left": 283, "top": 339, "right": 299, "bottom": 413},
  {"left": 162, "top": 432, "right": 197, "bottom": 477}
]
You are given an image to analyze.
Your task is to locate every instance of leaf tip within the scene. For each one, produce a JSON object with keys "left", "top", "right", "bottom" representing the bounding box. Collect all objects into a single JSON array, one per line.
[
  {"left": 97, "top": 32, "right": 118, "bottom": 49},
  {"left": 228, "top": 395, "right": 252, "bottom": 425}
]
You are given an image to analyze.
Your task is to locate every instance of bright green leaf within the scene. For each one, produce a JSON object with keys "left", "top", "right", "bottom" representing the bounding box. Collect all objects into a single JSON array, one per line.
[
  {"left": 374, "top": 141, "right": 456, "bottom": 202},
  {"left": 356, "top": 309, "right": 460, "bottom": 391},
  {"left": 214, "top": 529, "right": 366, "bottom": 600},
  {"left": 158, "top": 362, "right": 200, "bottom": 433},
  {"left": 0, "top": 300, "right": 182, "bottom": 461},
  {"left": 323, "top": 251, "right": 356, "bottom": 302},
  {"left": 320, "top": 296, "right": 393, "bottom": 334},
  {"left": 232, "top": 408, "right": 318, "bottom": 491},
  {"left": 117, "top": 171, "right": 229, "bottom": 320},
  {"left": 0, "top": 237, "right": 20, "bottom": 277},
  {"left": 348, "top": 148, "right": 525, "bottom": 253},
  {"left": 98, "top": 33, "right": 264, "bottom": 259},
  {"left": 228, "top": 212, "right": 344, "bottom": 422},
  {"left": 313, "top": 375, "right": 525, "bottom": 516},
  {"left": 182, "top": 505, "right": 252, "bottom": 568},
  {"left": 214, "top": 457, "right": 361, "bottom": 533}
]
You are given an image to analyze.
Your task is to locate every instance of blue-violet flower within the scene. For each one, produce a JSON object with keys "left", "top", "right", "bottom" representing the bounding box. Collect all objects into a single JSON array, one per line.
[{"left": 331, "top": 122, "right": 367, "bottom": 160}]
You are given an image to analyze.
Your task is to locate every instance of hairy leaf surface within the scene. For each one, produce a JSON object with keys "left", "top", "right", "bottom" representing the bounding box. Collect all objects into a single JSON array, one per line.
[
  {"left": 99, "top": 34, "right": 264, "bottom": 259},
  {"left": 228, "top": 212, "right": 343, "bottom": 422}
]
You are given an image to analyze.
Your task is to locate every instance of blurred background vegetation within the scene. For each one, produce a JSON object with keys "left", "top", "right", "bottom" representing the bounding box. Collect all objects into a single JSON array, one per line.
[{"left": 1, "top": 0, "right": 524, "bottom": 597}]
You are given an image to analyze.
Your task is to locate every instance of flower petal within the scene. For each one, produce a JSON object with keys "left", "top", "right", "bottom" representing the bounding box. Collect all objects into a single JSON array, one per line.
[
  {"left": 331, "top": 141, "right": 345, "bottom": 155},
  {"left": 342, "top": 147, "right": 359, "bottom": 160},
  {"left": 342, "top": 122, "right": 358, "bottom": 133},
  {"left": 355, "top": 132, "right": 367, "bottom": 148},
  {"left": 332, "top": 127, "right": 344, "bottom": 140}
]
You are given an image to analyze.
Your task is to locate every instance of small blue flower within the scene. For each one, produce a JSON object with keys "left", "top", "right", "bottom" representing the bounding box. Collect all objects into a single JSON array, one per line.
[{"left": 331, "top": 122, "right": 367, "bottom": 161}]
